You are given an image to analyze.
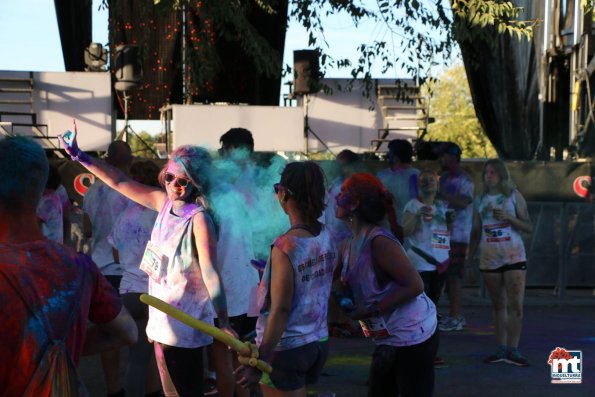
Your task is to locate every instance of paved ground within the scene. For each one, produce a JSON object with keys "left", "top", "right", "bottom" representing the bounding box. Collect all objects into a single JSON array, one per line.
[{"left": 80, "top": 288, "right": 595, "bottom": 396}]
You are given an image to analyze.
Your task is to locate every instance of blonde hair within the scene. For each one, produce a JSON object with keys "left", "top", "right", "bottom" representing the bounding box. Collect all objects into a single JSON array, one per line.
[
  {"left": 159, "top": 145, "right": 213, "bottom": 209},
  {"left": 482, "top": 158, "right": 515, "bottom": 197}
]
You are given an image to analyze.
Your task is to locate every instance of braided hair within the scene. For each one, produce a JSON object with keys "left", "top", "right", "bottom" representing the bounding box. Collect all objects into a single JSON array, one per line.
[{"left": 279, "top": 161, "right": 326, "bottom": 223}]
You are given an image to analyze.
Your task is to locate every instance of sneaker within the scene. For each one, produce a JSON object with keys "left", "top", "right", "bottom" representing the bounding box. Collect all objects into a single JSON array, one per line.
[
  {"left": 506, "top": 351, "right": 530, "bottom": 367},
  {"left": 204, "top": 377, "right": 218, "bottom": 396},
  {"left": 484, "top": 351, "right": 507, "bottom": 363},
  {"left": 438, "top": 316, "right": 464, "bottom": 332}
]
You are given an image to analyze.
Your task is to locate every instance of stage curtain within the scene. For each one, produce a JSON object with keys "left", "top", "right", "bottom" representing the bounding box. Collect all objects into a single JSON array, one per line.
[{"left": 54, "top": 0, "right": 92, "bottom": 71}]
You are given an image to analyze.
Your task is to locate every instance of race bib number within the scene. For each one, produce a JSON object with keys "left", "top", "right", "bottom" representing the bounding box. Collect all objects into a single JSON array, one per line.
[
  {"left": 431, "top": 229, "right": 450, "bottom": 250},
  {"left": 359, "top": 316, "right": 390, "bottom": 338},
  {"left": 140, "top": 240, "right": 168, "bottom": 283},
  {"left": 484, "top": 223, "right": 512, "bottom": 243}
]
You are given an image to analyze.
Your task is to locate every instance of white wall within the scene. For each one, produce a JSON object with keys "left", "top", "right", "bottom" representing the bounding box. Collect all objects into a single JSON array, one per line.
[
  {"left": 302, "top": 78, "right": 419, "bottom": 153},
  {"left": 0, "top": 71, "right": 112, "bottom": 151},
  {"left": 172, "top": 105, "right": 304, "bottom": 151}
]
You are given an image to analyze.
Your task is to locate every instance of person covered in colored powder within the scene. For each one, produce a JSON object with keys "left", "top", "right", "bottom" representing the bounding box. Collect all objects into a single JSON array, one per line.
[
  {"left": 402, "top": 168, "right": 453, "bottom": 305},
  {"left": 468, "top": 159, "right": 532, "bottom": 366},
  {"left": 377, "top": 139, "right": 420, "bottom": 242},
  {"left": 334, "top": 173, "right": 438, "bottom": 397},
  {"left": 60, "top": 122, "right": 234, "bottom": 396},
  {"left": 324, "top": 149, "right": 360, "bottom": 245},
  {"left": 83, "top": 139, "right": 133, "bottom": 397},
  {"left": 0, "top": 136, "right": 137, "bottom": 396},
  {"left": 236, "top": 161, "right": 337, "bottom": 397},
  {"left": 108, "top": 160, "right": 163, "bottom": 397},
  {"left": 36, "top": 164, "right": 65, "bottom": 243},
  {"left": 207, "top": 127, "right": 261, "bottom": 397},
  {"left": 435, "top": 142, "right": 474, "bottom": 332}
]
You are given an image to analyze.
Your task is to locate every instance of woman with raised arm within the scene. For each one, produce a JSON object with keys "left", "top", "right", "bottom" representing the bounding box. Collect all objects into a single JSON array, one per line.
[
  {"left": 468, "top": 159, "right": 532, "bottom": 367},
  {"left": 334, "top": 173, "right": 438, "bottom": 397},
  {"left": 236, "top": 161, "right": 336, "bottom": 397},
  {"left": 60, "top": 122, "right": 233, "bottom": 396}
]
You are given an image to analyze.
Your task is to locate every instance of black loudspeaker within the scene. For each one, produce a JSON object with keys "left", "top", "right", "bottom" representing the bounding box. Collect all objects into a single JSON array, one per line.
[
  {"left": 114, "top": 45, "right": 142, "bottom": 91},
  {"left": 293, "top": 50, "right": 320, "bottom": 94}
]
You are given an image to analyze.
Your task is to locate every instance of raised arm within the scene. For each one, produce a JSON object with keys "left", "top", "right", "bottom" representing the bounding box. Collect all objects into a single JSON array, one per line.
[{"left": 59, "top": 121, "right": 165, "bottom": 211}]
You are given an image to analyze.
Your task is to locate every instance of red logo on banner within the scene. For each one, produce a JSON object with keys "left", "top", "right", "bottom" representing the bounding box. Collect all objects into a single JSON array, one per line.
[
  {"left": 74, "top": 173, "right": 96, "bottom": 196},
  {"left": 573, "top": 176, "right": 591, "bottom": 198}
]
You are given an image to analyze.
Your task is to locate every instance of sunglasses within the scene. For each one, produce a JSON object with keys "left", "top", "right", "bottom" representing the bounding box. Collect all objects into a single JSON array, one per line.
[
  {"left": 273, "top": 183, "right": 293, "bottom": 195},
  {"left": 164, "top": 172, "right": 191, "bottom": 187}
]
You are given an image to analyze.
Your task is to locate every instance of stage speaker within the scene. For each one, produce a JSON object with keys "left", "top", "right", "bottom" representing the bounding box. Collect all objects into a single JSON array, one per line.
[
  {"left": 293, "top": 50, "right": 320, "bottom": 95},
  {"left": 114, "top": 45, "right": 142, "bottom": 91}
]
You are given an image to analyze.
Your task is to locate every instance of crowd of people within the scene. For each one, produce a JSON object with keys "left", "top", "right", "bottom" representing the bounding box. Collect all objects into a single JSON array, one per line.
[{"left": 0, "top": 127, "right": 533, "bottom": 397}]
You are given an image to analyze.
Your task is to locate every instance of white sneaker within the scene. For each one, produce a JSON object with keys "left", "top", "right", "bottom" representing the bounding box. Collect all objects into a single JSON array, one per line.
[{"left": 439, "top": 316, "right": 465, "bottom": 332}]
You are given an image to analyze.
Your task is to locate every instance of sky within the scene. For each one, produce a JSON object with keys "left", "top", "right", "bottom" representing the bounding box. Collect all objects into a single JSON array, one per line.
[{"left": 0, "top": 1, "right": 453, "bottom": 133}]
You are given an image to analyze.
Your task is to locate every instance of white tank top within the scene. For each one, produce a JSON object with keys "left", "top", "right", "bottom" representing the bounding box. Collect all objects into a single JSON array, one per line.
[
  {"left": 476, "top": 191, "right": 527, "bottom": 270},
  {"left": 145, "top": 199, "right": 214, "bottom": 348}
]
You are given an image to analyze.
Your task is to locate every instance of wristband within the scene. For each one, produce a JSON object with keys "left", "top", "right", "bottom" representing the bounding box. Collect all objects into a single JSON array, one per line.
[{"left": 71, "top": 149, "right": 92, "bottom": 166}]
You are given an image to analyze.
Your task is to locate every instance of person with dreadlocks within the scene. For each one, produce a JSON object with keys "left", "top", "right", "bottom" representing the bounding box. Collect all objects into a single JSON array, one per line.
[
  {"left": 60, "top": 122, "right": 234, "bottom": 396},
  {"left": 334, "top": 173, "right": 438, "bottom": 397},
  {"left": 236, "top": 161, "right": 337, "bottom": 397}
]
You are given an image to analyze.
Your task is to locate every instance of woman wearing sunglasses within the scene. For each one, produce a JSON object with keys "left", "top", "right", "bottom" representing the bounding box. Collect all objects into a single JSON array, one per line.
[
  {"left": 236, "top": 161, "right": 336, "bottom": 397},
  {"left": 334, "top": 173, "right": 438, "bottom": 397},
  {"left": 60, "top": 123, "right": 233, "bottom": 397}
]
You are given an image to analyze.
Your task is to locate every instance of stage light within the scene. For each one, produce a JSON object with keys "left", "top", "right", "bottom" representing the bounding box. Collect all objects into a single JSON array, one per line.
[
  {"left": 84, "top": 42, "right": 108, "bottom": 72},
  {"left": 114, "top": 45, "right": 141, "bottom": 92}
]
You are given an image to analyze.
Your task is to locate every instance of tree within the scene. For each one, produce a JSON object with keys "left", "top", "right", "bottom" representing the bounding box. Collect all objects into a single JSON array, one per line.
[
  {"left": 146, "top": 0, "right": 535, "bottom": 93},
  {"left": 128, "top": 131, "right": 162, "bottom": 158},
  {"left": 424, "top": 63, "right": 496, "bottom": 158}
]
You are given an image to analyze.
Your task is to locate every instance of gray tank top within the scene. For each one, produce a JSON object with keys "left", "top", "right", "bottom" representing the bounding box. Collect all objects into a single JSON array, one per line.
[
  {"left": 342, "top": 227, "right": 436, "bottom": 347},
  {"left": 256, "top": 225, "right": 336, "bottom": 350},
  {"left": 146, "top": 199, "right": 214, "bottom": 348}
]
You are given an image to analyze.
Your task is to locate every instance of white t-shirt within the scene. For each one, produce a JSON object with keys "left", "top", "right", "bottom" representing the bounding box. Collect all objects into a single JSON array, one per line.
[
  {"left": 55, "top": 184, "right": 71, "bottom": 213},
  {"left": 403, "top": 199, "right": 450, "bottom": 272},
  {"left": 83, "top": 180, "right": 129, "bottom": 275},
  {"left": 37, "top": 191, "right": 64, "bottom": 243},
  {"left": 108, "top": 201, "right": 157, "bottom": 294},
  {"left": 439, "top": 171, "right": 474, "bottom": 244},
  {"left": 214, "top": 182, "right": 260, "bottom": 317},
  {"left": 377, "top": 166, "right": 420, "bottom": 226}
]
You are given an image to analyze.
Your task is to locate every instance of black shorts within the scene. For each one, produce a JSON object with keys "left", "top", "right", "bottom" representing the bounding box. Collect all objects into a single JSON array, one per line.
[
  {"left": 215, "top": 314, "right": 257, "bottom": 341},
  {"left": 445, "top": 243, "right": 467, "bottom": 278},
  {"left": 104, "top": 275, "right": 122, "bottom": 296},
  {"left": 481, "top": 262, "right": 527, "bottom": 273},
  {"left": 261, "top": 340, "right": 329, "bottom": 391}
]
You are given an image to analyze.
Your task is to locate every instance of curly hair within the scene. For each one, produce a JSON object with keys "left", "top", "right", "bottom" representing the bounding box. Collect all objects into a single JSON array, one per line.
[
  {"left": 279, "top": 161, "right": 326, "bottom": 223},
  {"left": 341, "top": 173, "right": 399, "bottom": 236},
  {"left": 158, "top": 145, "right": 213, "bottom": 209}
]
